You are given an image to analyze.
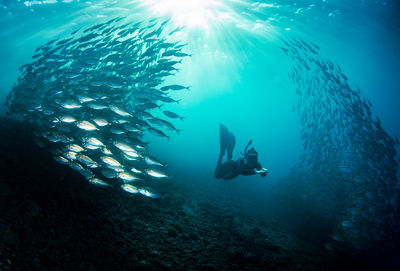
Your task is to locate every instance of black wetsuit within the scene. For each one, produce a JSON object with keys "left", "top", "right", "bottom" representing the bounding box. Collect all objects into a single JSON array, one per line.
[{"left": 215, "top": 157, "right": 266, "bottom": 180}]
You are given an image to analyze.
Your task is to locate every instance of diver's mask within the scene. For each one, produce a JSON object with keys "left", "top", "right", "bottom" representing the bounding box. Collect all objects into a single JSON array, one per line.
[
  {"left": 243, "top": 139, "right": 258, "bottom": 167},
  {"left": 245, "top": 147, "right": 258, "bottom": 167}
]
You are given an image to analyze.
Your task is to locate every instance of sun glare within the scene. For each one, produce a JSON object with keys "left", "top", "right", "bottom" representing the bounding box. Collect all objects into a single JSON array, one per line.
[{"left": 142, "top": 0, "right": 221, "bottom": 29}]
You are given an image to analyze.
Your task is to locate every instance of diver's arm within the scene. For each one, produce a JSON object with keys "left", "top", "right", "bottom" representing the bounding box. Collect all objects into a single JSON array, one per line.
[
  {"left": 254, "top": 168, "right": 268, "bottom": 177},
  {"left": 254, "top": 163, "right": 268, "bottom": 177}
]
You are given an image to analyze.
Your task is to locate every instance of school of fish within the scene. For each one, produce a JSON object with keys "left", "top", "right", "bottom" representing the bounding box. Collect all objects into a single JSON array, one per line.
[
  {"left": 279, "top": 37, "right": 400, "bottom": 250},
  {"left": 5, "top": 17, "right": 190, "bottom": 198}
]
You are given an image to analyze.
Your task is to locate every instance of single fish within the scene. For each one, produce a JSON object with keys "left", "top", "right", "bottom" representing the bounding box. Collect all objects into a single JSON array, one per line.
[
  {"left": 77, "top": 121, "right": 98, "bottom": 131},
  {"left": 131, "top": 167, "right": 143, "bottom": 174},
  {"left": 112, "top": 119, "right": 129, "bottom": 124},
  {"left": 138, "top": 187, "right": 159, "bottom": 198},
  {"left": 109, "top": 104, "right": 131, "bottom": 117},
  {"left": 76, "top": 94, "right": 94, "bottom": 103},
  {"left": 160, "top": 85, "right": 190, "bottom": 91},
  {"left": 108, "top": 166, "right": 125, "bottom": 172},
  {"left": 144, "top": 156, "right": 165, "bottom": 167},
  {"left": 121, "top": 184, "right": 139, "bottom": 194},
  {"left": 101, "top": 147, "right": 113, "bottom": 155},
  {"left": 66, "top": 144, "right": 85, "bottom": 152},
  {"left": 101, "top": 156, "right": 122, "bottom": 167},
  {"left": 123, "top": 124, "right": 141, "bottom": 133},
  {"left": 68, "top": 161, "right": 84, "bottom": 171},
  {"left": 110, "top": 128, "right": 125, "bottom": 135},
  {"left": 54, "top": 155, "right": 69, "bottom": 165},
  {"left": 83, "top": 143, "right": 100, "bottom": 150},
  {"left": 124, "top": 151, "right": 140, "bottom": 158},
  {"left": 148, "top": 127, "right": 169, "bottom": 139},
  {"left": 113, "top": 140, "right": 137, "bottom": 153},
  {"left": 85, "top": 137, "right": 105, "bottom": 146},
  {"left": 76, "top": 154, "right": 98, "bottom": 168},
  {"left": 148, "top": 118, "right": 179, "bottom": 133},
  {"left": 101, "top": 169, "right": 116, "bottom": 179},
  {"left": 64, "top": 151, "right": 77, "bottom": 160},
  {"left": 117, "top": 172, "right": 141, "bottom": 182},
  {"left": 87, "top": 103, "right": 108, "bottom": 110},
  {"left": 59, "top": 116, "right": 76, "bottom": 123},
  {"left": 122, "top": 152, "right": 139, "bottom": 161},
  {"left": 88, "top": 177, "right": 110, "bottom": 186},
  {"left": 162, "top": 110, "right": 184, "bottom": 120},
  {"left": 145, "top": 169, "right": 168, "bottom": 178},
  {"left": 92, "top": 118, "right": 109, "bottom": 126},
  {"left": 61, "top": 99, "right": 82, "bottom": 109}
]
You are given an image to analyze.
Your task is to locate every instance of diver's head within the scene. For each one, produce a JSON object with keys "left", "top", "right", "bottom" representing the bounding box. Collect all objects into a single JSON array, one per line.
[{"left": 245, "top": 147, "right": 258, "bottom": 168}]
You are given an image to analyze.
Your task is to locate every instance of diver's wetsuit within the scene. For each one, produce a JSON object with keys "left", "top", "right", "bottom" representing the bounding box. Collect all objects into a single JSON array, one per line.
[
  {"left": 215, "top": 124, "right": 266, "bottom": 180},
  {"left": 215, "top": 157, "right": 264, "bottom": 180}
]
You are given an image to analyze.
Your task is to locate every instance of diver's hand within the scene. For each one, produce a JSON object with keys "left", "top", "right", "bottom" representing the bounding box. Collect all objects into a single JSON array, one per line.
[{"left": 254, "top": 168, "right": 268, "bottom": 175}]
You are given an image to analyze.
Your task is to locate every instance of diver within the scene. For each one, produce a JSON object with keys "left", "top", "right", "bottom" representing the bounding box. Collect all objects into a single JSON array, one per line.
[{"left": 215, "top": 124, "right": 268, "bottom": 180}]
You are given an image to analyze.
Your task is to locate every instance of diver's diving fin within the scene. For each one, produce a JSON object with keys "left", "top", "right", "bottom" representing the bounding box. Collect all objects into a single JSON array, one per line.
[
  {"left": 219, "top": 124, "right": 236, "bottom": 160},
  {"left": 226, "top": 131, "right": 235, "bottom": 161},
  {"left": 219, "top": 124, "right": 228, "bottom": 157}
]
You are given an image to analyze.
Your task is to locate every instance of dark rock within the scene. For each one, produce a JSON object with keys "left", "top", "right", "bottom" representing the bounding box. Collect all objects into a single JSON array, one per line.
[
  {"left": 167, "top": 228, "right": 178, "bottom": 238},
  {"left": 18, "top": 200, "right": 41, "bottom": 221},
  {"left": 2, "top": 230, "right": 19, "bottom": 247},
  {"left": 189, "top": 232, "right": 199, "bottom": 241},
  {"left": 171, "top": 222, "right": 183, "bottom": 232}
]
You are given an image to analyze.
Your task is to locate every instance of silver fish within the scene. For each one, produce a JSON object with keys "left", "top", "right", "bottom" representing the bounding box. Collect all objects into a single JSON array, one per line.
[
  {"left": 113, "top": 140, "right": 138, "bottom": 153},
  {"left": 76, "top": 154, "right": 98, "bottom": 168},
  {"left": 145, "top": 169, "right": 168, "bottom": 178},
  {"left": 87, "top": 103, "right": 108, "bottom": 110},
  {"left": 61, "top": 99, "right": 82, "bottom": 109},
  {"left": 121, "top": 184, "right": 139, "bottom": 193},
  {"left": 92, "top": 118, "right": 109, "bottom": 126},
  {"left": 138, "top": 187, "right": 159, "bottom": 198},
  {"left": 66, "top": 144, "right": 85, "bottom": 152},
  {"left": 117, "top": 172, "right": 141, "bottom": 182},
  {"left": 59, "top": 116, "right": 76, "bottom": 123},
  {"left": 109, "top": 104, "right": 131, "bottom": 117},
  {"left": 101, "top": 156, "right": 122, "bottom": 167},
  {"left": 54, "top": 155, "right": 69, "bottom": 165},
  {"left": 88, "top": 178, "right": 110, "bottom": 186},
  {"left": 77, "top": 121, "right": 98, "bottom": 131}
]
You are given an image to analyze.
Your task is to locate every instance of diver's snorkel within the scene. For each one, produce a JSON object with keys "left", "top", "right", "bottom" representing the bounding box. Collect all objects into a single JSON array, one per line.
[
  {"left": 241, "top": 139, "right": 252, "bottom": 157},
  {"left": 240, "top": 139, "right": 253, "bottom": 166}
]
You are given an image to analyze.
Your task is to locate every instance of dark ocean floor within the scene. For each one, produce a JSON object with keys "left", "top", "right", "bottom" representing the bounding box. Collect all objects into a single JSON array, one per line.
[{"left": 0, "top": 117, "right": 397, "bottom": 271}]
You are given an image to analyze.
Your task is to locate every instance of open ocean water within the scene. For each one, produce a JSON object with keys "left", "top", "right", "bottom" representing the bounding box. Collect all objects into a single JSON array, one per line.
[{"left": 0, "top": 0, "right": 399, "bottom": 270}]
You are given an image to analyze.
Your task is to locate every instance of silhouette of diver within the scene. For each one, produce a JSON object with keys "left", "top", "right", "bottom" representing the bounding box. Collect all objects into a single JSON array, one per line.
[{"left": 215, "top": 124, "right": 268, "bottom": 180}]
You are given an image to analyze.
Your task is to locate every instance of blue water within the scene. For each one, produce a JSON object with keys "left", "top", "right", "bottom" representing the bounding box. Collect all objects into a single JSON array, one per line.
[{"left": 1, "top": 0, "right": 399, "bottom": 267}]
